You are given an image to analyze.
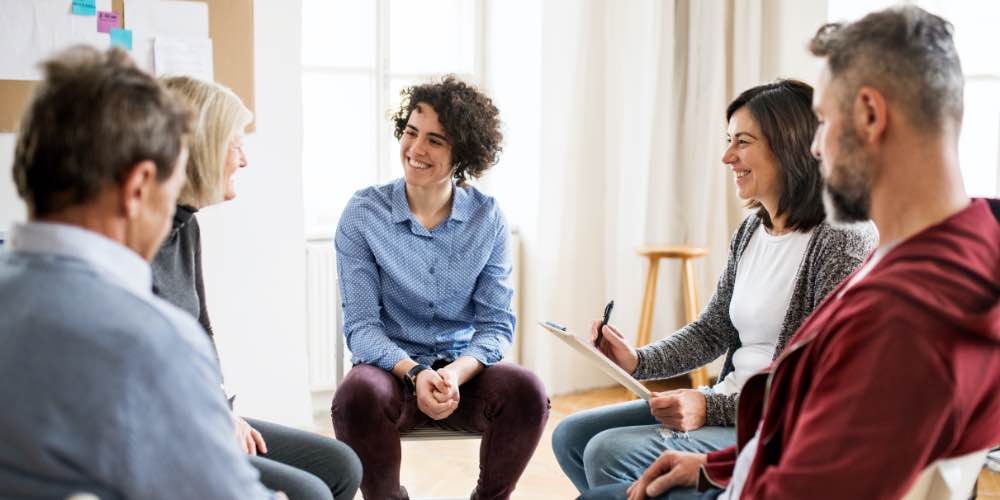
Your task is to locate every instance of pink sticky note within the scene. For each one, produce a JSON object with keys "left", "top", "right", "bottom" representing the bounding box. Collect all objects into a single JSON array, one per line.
[{"left": 97, "top": 11, "right": 120, "bottom": 34}]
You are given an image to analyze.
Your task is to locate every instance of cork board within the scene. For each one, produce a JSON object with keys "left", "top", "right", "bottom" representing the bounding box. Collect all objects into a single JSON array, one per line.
[{"left": 0, "top": 0, "right": 254, "bottom": 132}]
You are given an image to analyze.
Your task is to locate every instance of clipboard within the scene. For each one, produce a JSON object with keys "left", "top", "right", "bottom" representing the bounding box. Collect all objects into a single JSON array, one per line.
[{"left": 539, "top": 321, "right": 652, "bottom": 401}]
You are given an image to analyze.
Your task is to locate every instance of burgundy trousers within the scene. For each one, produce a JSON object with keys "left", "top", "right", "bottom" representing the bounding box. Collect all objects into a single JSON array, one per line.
[{"left": 331, "top": 362, "right": 550, "bottom": 500}]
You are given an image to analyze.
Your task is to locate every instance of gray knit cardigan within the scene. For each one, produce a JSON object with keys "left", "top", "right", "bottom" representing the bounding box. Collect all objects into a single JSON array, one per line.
[{"left": 633, "top": 214, "right": 878, "bottom": 426}]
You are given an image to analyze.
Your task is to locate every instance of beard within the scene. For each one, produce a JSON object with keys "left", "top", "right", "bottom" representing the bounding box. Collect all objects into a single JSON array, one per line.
[{"left": 822, "top": 122, "right": 874, "bottom": 224}]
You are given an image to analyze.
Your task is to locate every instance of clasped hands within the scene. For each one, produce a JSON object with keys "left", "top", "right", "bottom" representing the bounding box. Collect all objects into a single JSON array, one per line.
[{"left": 415, "top": 367, "right": 460, "bottom": 420}]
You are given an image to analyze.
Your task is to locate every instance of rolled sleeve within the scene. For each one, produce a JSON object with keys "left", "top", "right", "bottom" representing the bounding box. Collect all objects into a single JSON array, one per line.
[
  {"left": 461, "top": 214, "right": 515, "bottom": 365},
  {"left": 335, "top": 209, "right": 409, "bottom": 371}
]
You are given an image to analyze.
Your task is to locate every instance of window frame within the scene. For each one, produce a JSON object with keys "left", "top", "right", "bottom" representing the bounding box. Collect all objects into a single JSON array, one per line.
[{"left": 300, "top": 0, "right": 487, "bottom": 237}]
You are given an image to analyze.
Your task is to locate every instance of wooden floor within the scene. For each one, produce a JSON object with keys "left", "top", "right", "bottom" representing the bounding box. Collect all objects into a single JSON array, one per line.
[{"left": 317, "top": 379, "right": 1000, "bottom": 499}]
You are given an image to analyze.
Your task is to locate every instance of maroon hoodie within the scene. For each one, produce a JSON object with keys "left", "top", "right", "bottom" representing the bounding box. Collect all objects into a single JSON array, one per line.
[{"left": 702, "top": 198, "right": 1000, "bottom": 499}]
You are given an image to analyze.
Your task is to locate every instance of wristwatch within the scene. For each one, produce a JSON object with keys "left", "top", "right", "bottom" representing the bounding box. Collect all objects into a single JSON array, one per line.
[{"left": 403, "top": 364, "right": 431, "bottom": 395}]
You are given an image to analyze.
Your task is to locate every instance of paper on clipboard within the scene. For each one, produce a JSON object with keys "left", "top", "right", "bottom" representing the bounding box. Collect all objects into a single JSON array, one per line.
[{"left": 539, "top": 321, "right": 652, "bottom": 401}]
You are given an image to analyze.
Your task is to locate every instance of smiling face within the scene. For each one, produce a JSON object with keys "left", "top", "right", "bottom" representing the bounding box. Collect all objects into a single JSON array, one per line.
[
  {"left": 399, "top": 102, "right": 454, "bottom": 189},
  {"left": 723, "top": 106, "right": 782, "bottom": 210},
  {"left": 222, "top": 134, "right": 247, "bottom": 201}
]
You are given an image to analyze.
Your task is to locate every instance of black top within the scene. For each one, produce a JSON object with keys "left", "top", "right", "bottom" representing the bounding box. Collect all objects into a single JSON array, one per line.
[{"left": 151, "top": 205, "right": 219, "bottom": 362}]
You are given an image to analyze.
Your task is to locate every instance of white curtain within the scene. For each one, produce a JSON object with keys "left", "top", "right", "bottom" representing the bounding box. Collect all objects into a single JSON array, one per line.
[{"left": 512, "top": 0, "right": 765, "bottom": 395}]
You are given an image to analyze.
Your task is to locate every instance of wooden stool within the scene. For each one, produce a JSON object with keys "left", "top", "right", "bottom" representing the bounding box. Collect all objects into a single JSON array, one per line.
[{"left": 636, "top": 245, "right": 710, "bottom": 388}]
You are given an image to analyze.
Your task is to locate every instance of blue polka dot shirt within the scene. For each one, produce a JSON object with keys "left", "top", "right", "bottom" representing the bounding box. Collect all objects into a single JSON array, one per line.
[{"left": 335, "top": 178, "right": 516, "bottom": 371}]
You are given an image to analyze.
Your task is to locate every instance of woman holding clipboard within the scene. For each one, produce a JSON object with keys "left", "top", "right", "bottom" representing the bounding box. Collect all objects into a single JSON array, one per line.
[{"left": 552, "top": 80, "right": 878, "bottom": 497}]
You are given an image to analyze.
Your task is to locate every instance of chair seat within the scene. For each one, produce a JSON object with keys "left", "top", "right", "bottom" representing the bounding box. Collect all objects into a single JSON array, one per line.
[
  {"left": 636, "top": 245, "right": 708, "bottom": 259},
  {"left": 400, "top": 421, "right": 482, "bottom": 442}
]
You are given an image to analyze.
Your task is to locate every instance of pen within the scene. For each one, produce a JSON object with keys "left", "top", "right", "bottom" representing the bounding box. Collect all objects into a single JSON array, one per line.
[{"left": 596, "top": 300, "right": 614, "bottom": 348}]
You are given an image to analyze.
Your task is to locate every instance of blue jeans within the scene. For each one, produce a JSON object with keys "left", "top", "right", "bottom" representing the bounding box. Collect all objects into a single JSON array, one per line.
[
  {"left": 578, "top": 482, "right": 723, "bottom": 500},
  {"left": 552, "top": 399, "right": 736, "bottom": 493}
]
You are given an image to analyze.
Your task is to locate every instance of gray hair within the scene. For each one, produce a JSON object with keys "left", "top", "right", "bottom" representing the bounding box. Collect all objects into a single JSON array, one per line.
[
  {"left": 809, "top": 5, "right": 964, "bottom": 132},
  {"left": 13, "top": 46, "right": 191, "bottom": 217}
]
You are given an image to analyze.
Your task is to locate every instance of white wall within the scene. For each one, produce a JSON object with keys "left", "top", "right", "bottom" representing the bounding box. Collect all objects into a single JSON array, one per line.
[
  {"left": 0, "top": 133, "right": 25, "bottom": 229},
  {"left": 197, "top": 0, "right": 312, "bottom": 428}
]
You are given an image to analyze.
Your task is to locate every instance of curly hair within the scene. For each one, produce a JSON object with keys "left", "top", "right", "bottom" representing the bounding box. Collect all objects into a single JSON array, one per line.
[{"left": 392, "top": 75, "right": 503, "bottom": 184}]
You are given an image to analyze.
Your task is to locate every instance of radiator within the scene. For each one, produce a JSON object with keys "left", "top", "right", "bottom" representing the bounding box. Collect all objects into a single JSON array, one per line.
[
  {"left": 304, "top": 230, "right": 522, "bottom": 393},
  {"left": 305, "top": 238, "right": 346, "bottom": 392}
]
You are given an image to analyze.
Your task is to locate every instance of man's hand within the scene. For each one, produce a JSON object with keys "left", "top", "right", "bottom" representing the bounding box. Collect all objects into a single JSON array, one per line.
[
  {"left": 232, "top": 414, "right": 267, "bottom": 455},
  {"left": 415, "top": 369, "right": 459, "bottom": 420},
  {"left": 590, "top": 320, "right": 639, "bottom": 374},
  {"left": 649, "top": 389, "right": 707, "bottom": 431},
  {"left": 627, "top": 451, "right": 706, "bottom": 500}
]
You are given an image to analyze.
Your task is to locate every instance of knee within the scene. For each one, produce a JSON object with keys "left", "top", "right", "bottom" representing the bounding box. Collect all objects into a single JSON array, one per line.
[
  {"left": 552, "top": 413, "right": 586, "bottom": 458},
  {"left": 314, "top": 440, "right": 363, "bottom": 498},
  {"left": 280, "top": 473, "right": 334, "bottom": 500},
  {"left": 581, "top": 429, "right": 623, "bottom": 473},
  {"left": 494, "top": 365, "right": 550, "bottom": 418},
  {"left": 330, "top": 365, "right": 397, "bottom": 424},
  {"left": 335, "top": 440, "right": 363, "bottom": 492}
]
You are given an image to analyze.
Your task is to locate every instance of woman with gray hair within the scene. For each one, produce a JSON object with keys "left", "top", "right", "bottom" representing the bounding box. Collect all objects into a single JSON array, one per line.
[{"left": 151, "top": 76, "right": 361, "bottom": 500}]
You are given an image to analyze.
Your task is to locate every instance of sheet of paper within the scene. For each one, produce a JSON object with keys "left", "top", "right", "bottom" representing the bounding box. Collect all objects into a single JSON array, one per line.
[
  {"left": 97, "top": 10, "right": 120, "bottom": 33},
  {"left": 154, "top": 36, "right": 213, "bottom": 81},
  {"left": 0, "top": 0, "right": 111, "bottom": 80},
  {"left": 124, "top": 0, "right": 209, "bottom": 74}
]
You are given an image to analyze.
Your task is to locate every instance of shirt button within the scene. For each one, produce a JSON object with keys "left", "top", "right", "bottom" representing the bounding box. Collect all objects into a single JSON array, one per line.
[
  {"left": 429, "top": 267, "right": 435, "bottom": 274},
  {"left": 429, "top": 302, "right": 435, "bottom": 308}
]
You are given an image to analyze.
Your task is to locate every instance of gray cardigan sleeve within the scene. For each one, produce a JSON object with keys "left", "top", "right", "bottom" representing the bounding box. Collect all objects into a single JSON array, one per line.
[{"left": 632, "top": 219, "right": 752, "bottom": 381}]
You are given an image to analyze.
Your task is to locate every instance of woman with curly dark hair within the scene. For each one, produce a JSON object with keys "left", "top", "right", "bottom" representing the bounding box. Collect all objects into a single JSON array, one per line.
[{"left": 331, "top": 76, "right": 550, "bottom": 500}]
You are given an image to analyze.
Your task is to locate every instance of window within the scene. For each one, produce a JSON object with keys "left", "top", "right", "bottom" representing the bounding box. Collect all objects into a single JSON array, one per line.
[
  {"left": 827, "top": 0, "right": 1000, "bottom": 197},
  {"left": 301, "top": 0, "right": 484, "bottom": 236}
]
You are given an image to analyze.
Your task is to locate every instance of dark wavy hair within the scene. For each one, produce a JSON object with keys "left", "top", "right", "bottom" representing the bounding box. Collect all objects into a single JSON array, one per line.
[
  {"left": 726, "top": 79, "right": 825, "bottom": 232},
  {"left": 392, "top": 75, "right": 503, "bottom": 184}
]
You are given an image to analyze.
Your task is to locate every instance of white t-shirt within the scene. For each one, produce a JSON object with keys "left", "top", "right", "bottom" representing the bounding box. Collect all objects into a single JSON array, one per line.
[{"left": 714, "top": 224, "right": 813, "bottom": 396}]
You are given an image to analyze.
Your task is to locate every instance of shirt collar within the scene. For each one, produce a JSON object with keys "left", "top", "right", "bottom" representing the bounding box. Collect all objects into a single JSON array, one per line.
[
  {"left": 9, "top": 222, "right": 152, "bottom": 298},
  {"left": 389, "top": 178, "right": 473, "bottom": 224},
  {"left": 168, "top": 204, "right": 198, "bottom": 238}
]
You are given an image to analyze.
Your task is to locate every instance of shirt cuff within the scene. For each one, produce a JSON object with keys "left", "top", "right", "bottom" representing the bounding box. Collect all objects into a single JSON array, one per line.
[
  {"left": 460, "top": 345, "right": 504, "bottom": 366},
  {"left": 371, "top": 347, "right": 410, "bottom": 372}
]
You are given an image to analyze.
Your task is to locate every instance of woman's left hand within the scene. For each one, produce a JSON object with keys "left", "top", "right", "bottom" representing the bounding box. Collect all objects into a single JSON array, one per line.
[
  {"left": 232, "top": 413, "right": 267, "bottom": 455},
  {"left": 649, "top": 389, "right": 707, "bottom": 431}
]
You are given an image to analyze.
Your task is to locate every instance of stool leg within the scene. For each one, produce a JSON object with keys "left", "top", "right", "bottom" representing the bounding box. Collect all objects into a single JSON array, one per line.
[
  {"left": 631, "top": 257, "right": 661, "bottom": 399},
  {"left": 682, "top": 259, "right": 709, "bottom": 388},
  {"left": 637, "top": 257, "right": 660, "bottom": 348}
]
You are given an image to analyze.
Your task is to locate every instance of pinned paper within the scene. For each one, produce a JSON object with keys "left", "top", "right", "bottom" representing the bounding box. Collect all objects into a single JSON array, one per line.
[
  {"left": 0, "top": 0, "right": 113, "bottom": 80},
  {"left": 97, "top": 11, "right": 119, "bottom": 33},
  {"left": 124, "top": 0, "right": 209, "bottom": 74},
  {"left": 110, "top": 28, "right": 132, "bottom": 50},
  {"left": 71, "top": 0, "right": 96, "bottom": 16},
  {"left": 154, "top": 36, "right": 213, "bottom": 81}
]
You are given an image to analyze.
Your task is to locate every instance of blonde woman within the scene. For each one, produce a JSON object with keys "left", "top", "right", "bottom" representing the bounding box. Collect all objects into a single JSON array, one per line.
[{"left": 152, "top": 76, "right": 361, "bottom": 500}]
